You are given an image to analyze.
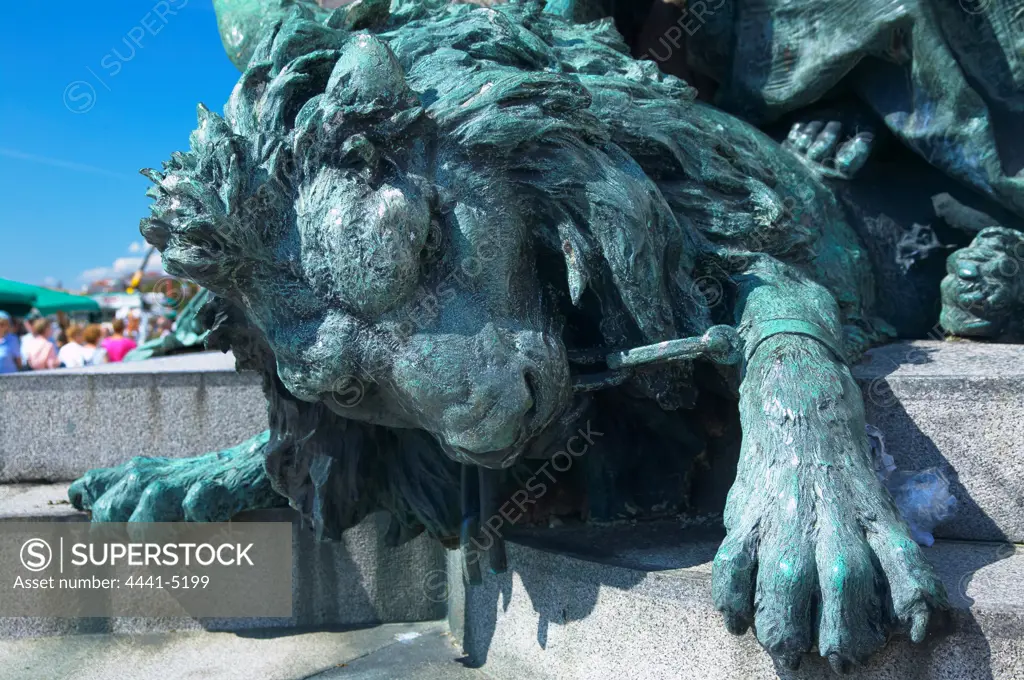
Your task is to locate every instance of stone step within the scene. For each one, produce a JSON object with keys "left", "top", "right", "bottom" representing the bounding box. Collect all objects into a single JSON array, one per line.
[
  {"left": 0, "top": 621, "right": 490, "bottom": 680},
  {"left": 0, "top": 484, "right": 446, "bottom": 639},
  {"left": 0, "top": 352, "right": 266, "bottom": 483},
  {"left": 2, "top": 343, "right": 1020, "bottom": 543},
  {"left": 307, "top": 626, "right": 491, "bottom": 680},
  {"left": 450, "top": 524, "right": 1024, "bottom": 680},
  {"left": 853, "top": 341, "right": 1024, "bottom": 543}
]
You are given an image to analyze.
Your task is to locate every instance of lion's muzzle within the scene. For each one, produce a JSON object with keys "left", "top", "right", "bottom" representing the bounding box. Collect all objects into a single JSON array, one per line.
[{"left": 391, "top": 323, "right": 570, "bottom": 468}]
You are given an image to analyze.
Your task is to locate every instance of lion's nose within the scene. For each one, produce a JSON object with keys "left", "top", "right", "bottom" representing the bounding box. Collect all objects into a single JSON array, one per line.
[
  {"left": 442, "top": 365, "right": 536, "bottom": 453},
  {"left": 390, "top": 323, "right": 567, "bottom": 461}
]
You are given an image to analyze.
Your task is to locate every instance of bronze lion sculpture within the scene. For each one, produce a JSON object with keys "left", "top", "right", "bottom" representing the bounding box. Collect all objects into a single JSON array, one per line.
[{"left": 70, "top": 0, "right": 1024, "bottom": 672}]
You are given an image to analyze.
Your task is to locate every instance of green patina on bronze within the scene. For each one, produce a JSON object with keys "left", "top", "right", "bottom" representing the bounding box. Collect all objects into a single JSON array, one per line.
[{"left": 70, "top": 0, "right": 1024, "bottom": 672}]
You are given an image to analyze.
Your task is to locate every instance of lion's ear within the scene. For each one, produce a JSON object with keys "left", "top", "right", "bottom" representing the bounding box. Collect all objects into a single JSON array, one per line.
[
  {"left": 265, "top": 9, "right": 346, "bottom": 75},
  {"left": 259, "top": 49, "right": 342, "bottom": 133},
  {"left": 325, "top": 33, "right": 413, "bottom": 110}
]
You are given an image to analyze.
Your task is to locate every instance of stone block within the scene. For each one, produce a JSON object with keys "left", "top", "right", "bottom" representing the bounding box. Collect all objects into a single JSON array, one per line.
[
  {"left": 451, "top": 524, "right": 1024, "bottom": 680},
  {"left": 853, "top": 341, "right": 1024, "bottom": 542},
  {"left": 0, "top": 353, "right": 267, "bottom": 482},
  {"left": 0, "top": 484, "right": 447, "bottom": 638}
]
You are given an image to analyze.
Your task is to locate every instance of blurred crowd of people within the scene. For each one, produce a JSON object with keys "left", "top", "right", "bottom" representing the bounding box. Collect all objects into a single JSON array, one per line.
[{"left": 0, "top": 310, "right": 174, "bottom": 375}]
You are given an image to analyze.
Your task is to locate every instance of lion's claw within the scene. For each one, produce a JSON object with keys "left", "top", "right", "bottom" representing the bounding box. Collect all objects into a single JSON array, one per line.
[
  {"left": 714, "top": 506, "right": 948, "bottom": 672},
  {"left": 69, "top": 431, "right": 284, "bottom": 522}
]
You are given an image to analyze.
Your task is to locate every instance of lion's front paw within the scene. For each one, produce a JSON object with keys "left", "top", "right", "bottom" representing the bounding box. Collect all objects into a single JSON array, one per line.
[
  {"left": 712, "top": 480, "right": 949, "bottom": 673},
  {"left": 940, "top": 226, "right": 1024, "bottom": 339},
  {"left": 68, "top": 431, "right": 282, "bottom": 522}
]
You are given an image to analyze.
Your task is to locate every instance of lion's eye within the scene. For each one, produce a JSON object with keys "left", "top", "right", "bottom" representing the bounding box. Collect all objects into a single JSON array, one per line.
[
  {"left": 340, "top": 134, "right": 381, "bottom": 182},
  {"left": 186, "top": 230, "right": 225, "bottom": 255}
]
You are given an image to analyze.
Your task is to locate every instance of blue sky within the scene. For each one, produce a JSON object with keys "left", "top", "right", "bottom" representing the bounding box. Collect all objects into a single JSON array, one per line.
[{"left": 0, "top": 0, "right": 241, "bottom": 289}]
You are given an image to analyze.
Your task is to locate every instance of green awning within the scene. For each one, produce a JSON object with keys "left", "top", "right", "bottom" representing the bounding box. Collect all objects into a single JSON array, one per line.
[
  {"left": 0, "top": 288, "right": 36, "bottom": 316},
  {"left": 0, "top": 279, "right": 100, "bottom": 315}
]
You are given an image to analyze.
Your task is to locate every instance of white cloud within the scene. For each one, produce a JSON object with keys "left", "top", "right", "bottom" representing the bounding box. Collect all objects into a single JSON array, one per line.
[
  {"left": 128, "top": 241, "right": 144, "bottom": 253},
  {"left": 79, "top": 266, "right": 114, "bottom": 281},
  {"left": 78, "top": 248, "right": 165, "bottom": 283},
  {"left": 113, "top": 257, "right": 143, "bottom": 275}
]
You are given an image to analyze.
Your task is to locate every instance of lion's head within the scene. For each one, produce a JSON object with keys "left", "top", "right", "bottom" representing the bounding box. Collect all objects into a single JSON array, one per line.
[{"left": 142, "top": 3, "right": 714, "bottom": 469}]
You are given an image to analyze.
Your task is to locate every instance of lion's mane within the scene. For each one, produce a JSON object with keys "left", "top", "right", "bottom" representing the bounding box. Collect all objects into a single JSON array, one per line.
[{"left": 139, "top": 0, "right": 841, "bottom": 540}]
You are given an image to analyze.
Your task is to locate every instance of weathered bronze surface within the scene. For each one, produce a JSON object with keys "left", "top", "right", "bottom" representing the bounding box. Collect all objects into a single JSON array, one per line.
[{"left": 71, "top": 0, "right": 1024, "bottom": 671}]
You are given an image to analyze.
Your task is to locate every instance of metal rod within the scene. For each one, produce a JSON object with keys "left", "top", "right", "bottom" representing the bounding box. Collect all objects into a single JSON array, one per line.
[
  {"left": 606, "top": 325, "right": 742, "bottom": 369},
  {"left": 571, "top": 371, "right": 631, "bottom": 393}
]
